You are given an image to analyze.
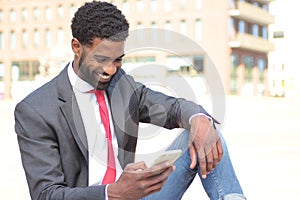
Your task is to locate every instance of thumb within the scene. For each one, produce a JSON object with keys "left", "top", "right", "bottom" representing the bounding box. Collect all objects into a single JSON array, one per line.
[{"left": 189, "top": 145, "right": 197, "bottom": 169}]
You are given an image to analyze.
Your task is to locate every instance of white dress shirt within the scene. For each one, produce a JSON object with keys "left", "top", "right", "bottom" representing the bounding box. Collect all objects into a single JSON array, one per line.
[
  {"left": 67, "top": 63, "right": 122, "bottom": 188},
  {"left": 67, "top": 62, "right": 212, "bottom": 199}
]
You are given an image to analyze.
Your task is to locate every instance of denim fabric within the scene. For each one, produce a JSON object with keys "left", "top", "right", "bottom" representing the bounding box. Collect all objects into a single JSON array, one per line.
[{"left": 143, "top": 130, "right": 246, "bottom": 200}]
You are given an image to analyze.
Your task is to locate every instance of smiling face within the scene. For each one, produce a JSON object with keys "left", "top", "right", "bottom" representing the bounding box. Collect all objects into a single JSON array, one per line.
[{"left": 72, "top": 37, "right": 125, "bottom": 90}]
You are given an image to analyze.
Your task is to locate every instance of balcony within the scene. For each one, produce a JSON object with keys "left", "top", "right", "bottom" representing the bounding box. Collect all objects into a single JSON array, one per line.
[
  {"left": 229, "top": 1, "right": 274, "bottom": 25},
  {"left": 254, "top": 0, "right": 273, "bottom": 4},
  {"left": 229, "top": 33, "right": 275, "bottom": 53}
]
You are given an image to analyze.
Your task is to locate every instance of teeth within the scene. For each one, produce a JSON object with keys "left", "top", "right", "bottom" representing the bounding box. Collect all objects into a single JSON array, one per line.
[{"left": 96, "top": 72, "right": 110, "bottom": 79}]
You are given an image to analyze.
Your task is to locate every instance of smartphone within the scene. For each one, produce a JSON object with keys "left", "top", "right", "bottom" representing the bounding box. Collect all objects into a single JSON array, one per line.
[{"left": 151, "top": 149, "right": 182, "bottom": 167}]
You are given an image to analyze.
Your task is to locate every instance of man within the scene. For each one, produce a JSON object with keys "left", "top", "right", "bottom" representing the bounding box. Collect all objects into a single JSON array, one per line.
[{"left": 15, "top": 1, "right": 246, "bottom": 199}]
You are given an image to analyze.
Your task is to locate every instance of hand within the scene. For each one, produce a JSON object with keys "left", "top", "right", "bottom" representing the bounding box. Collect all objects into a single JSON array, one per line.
[
  {"left": 107, "top": 161, "right": 175, "bottom": 200},
  {"left": 189, "top": 115, "right": 223, "bottom": 179}
]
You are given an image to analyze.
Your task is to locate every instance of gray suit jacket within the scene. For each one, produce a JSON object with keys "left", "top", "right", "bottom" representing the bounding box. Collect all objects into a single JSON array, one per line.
[{"left": 15, "top": 65, "right": 211, "bottom": 200}]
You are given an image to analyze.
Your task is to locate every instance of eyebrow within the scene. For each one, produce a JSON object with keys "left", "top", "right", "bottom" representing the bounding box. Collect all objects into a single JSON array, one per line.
[
  {"left": 116, "top": 54, "right": 125, "bottom": 59},
  {"left": 93, "top": 54, "right": 125, "bottom": 60}
]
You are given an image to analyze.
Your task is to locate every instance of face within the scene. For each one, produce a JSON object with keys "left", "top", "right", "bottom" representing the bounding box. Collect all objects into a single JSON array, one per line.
[{"left": 72, "top": 38, "right": 125, "bottom": 90}]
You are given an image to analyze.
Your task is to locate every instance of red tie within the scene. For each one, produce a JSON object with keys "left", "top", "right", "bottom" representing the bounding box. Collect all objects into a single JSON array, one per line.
[{"left": 94, "top": 90, "right": 116, "bottom": 184}]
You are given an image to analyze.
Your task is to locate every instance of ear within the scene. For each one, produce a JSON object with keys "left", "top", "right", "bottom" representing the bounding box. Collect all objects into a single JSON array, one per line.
[{"left": 71, "top": 38, "right": 82, "bottom": 57}]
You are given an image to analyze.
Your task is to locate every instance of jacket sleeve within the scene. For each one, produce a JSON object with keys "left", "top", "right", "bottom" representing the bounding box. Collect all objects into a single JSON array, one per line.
[
  {"left": 14, "top": 101, "right": 106, "bottom": 200},
  {"left": 132, "top": 80, "right": 215, "bottom": 130}
]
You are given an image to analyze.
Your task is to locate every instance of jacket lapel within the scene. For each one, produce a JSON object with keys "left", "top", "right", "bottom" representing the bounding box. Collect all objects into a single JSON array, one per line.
[
  {"left": 57, "top": 67, "right": 89, "bottom": 163},
  {"left": 107, "top": 70, "right": 139, "bottom": 168},
  {"left": 107, "top": 77, "right": 126, "bottom": 167}
]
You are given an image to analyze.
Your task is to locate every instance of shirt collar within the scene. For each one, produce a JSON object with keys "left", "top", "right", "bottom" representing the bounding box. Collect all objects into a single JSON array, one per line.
[{"left": 67, "top": 62, "right": 94, "bottom": 93}]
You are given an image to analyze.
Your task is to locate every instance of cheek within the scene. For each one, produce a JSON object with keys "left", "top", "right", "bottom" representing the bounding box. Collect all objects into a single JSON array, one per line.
[
  {"left": 79, "top": 61, "right": 97, "bottom": 78},
  {"left": 116, "top": 62, "right": 122, "bottom": 69},
  {"left": 84, "top": 61, "right": 99, "bottom": 72}
]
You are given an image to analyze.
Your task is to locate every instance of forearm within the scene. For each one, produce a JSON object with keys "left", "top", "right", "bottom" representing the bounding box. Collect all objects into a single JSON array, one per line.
[
  {"left": 35, "top": 185, "right": 104, "bottom": 200},
  {"left": 136, "top": 82, "right": 211, "bottom": 129},
  {"left": 15, "top": 102, "right": 106, "bottom": 200},
  {"left": 17, "top": 132, "right": 106, "bottom": 200}
]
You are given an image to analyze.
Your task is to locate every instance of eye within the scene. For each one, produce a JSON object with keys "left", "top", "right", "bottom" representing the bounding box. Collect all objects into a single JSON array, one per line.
[
  {"left": 114, "top": 58, "right": 123, "bottom": 63},
  {"left": 95, "top": 57, "right": 109, "bottom": 63}
]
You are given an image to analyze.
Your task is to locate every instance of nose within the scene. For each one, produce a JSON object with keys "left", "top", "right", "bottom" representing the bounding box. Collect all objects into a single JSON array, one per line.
[{"left": 103, "top": 62, "right": 117, "bottom": 75}]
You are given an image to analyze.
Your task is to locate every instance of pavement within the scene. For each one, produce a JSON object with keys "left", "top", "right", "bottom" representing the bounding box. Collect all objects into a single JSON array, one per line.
[{"left": 1, "top": 95, "right": 300, "bottom": 199}]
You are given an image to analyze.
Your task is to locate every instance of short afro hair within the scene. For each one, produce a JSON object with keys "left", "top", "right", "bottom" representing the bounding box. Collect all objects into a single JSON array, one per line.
[{"left": 71, "top": 1, "right": 129, "bottom": 45}]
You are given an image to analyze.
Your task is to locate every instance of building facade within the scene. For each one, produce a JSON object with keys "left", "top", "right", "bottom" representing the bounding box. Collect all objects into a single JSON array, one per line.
[
  {"left": 268, "top": 0, "right": 300, "bottom": 97},
  {"left": 0, "top": 0, "right": 274, "bottom": 99}
]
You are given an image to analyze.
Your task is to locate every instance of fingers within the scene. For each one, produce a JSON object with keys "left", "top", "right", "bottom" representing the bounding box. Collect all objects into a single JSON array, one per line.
[
  {"left": 205, "top": 148, "right": 214, "bottom": 172},
  {"left": 198, "top": 148, "right": 207, "bottom": 179},
  {"left": 110, "top": 162, "right": 175, "bottom": 199},
  {"left": 143, "top": 165, "right": 174, "bottom": 194},
  {"left": 216, "top": 138, "right": 224, "bottom": 162},
  {"left": 199, "top": 141, "right": 223, "bottom": 179},
  {"left": 124, "top": 161, "right": 147, "bottom": 172},
  {"left": 189, "top": 145, "right": 197, "bottom": 169},
  {"left": 212, "top": 144, "right": 219, "bottom": 169},
  {"left": 198, "top": 141, "right": 223, "bottom": 179}
]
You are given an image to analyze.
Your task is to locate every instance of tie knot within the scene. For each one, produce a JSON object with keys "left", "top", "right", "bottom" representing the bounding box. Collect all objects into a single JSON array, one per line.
[
  {"left": 95, "top": 90, "right": 105, "bottom": 102},
  {"left": 87, "top": 89, "right": 105, "bottom": 102}
]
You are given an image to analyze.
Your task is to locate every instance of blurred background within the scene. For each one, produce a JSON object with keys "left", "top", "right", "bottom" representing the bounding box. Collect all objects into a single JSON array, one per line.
[{"left": 0, "top": 0, "right": 299, "bottom": 199}]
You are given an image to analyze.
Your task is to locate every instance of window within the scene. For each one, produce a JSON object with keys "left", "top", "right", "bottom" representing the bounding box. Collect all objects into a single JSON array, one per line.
[
  {"left": 57, "top": 28, "right": 64, "bottom": 45},
  {"left": 257, "top": 58, "right": 266, "bottom": 83},
  {"left": 123, "top": 1, "right": 130, "bottom": 14},
  {"left": 10, "top": 9, "right": 15, "bottom": 22},
  {"left": 33, "top": 29, "right": 39, "bottom": 48},
  {"left": 136, "top": 22, "right": 144, "bottom": 29},
  {"left": 246, "top": 22, "right": 252, "bottom": 34},
  {"left": 165, "top": 20, "right": 172, "bottom": 30},
  {"left": 238, "top": 20, "right": 245, "bottom": 33},
  {"left": 229, "top": 17, "right": 235, "bottom": 38},
  {"left": 151, "top": 21, "right": 157, "bottom": 28},
  {"left": 262, "top": 4, "right": 268, "bottom": 11},
  {"left": 164, "top": 0, "right": 172, "bottom": 12},
  {"left": 180, "top": 20, "right": 187, "bottom": 35},
  {"left": 0, "top": 32, "right": 3, "bottom": 49},
  {"left": 194, "top": 55, "right": 204, "bottom": 72},
  {"left": 45, "top": 29, "right": 51, "bottom": 48},
  {"left": 151, "top": 0, "right": 157, "bottom": 12},
  {"left": 229, "top": 0, "right": 235, "bottom": 8},
  {"left": 273, "top": 31, "right": 284, "bottom": 39},
  {"left": 195, "top": 19, "right": 202, "bottom": 41},
  {"left": 70, "top": 4, "right": 77, "bottom": 19},
  {"left": 58, "top": 5, "right": 64, "bottom": 19},
  {"left": 164, "top": 21, "right": 172, "bottom": 41},
  {"left": 262, "top": 26, "right": 268, "bottom": 39},
  {"left": 252, "top": 24, "right": 259, "bottom": 37},
  {"left": 253, "top": 2, "right": 259, "bottom": 7},
  {"left": 137, "top": 0, "right": 143, "bottom": 13},
  {"left": 195, "top": 0, "right": 202, "bottom": 9},
  {"left": 21, "top": 8, "right": 28, "bottom": 21},
  {"left": 22, "top": 30, "right": 28, "bottom": 48},
  {"left": 0, "top": 10, "right": 3, "bottom": 22},
  {"left": 243, "top": 55, "right": 254, "bottom": 83},
  {"left": 230, "top": 53, "right": 239, "bottom": 94},
  {"left": 181, "top": 0, "right": 186, "bottom": 9},
  {"left": 33, "top": 7, "right": 40, "bottom": 20},
  {"left": 10, "top": 31, "right": 16, "bottom": 49},
  {"left": 151, "top": 22, "right": 157, "bottom": 40},
  {"left": 136, "top": 22, "right": 143, "bottom": 41},
  {"left": 124, "top": 56, "right": 155, "bottom": 64},
  {"left": 0, "top": 62, "right": 4, "bottom": 81},
  {"left": 45, "top": 6, "right": 52, "bottom": 20},
  {"left": 14, "top": 61, "right": 40, "bottom": 81}
]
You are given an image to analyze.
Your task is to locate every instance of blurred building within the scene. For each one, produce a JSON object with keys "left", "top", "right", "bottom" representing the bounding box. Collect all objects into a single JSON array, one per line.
[
  {"left": 0, "top": 0, "right": 274, "bottom": 99},
  {"left": 268, "top": 0, "right": 300, "bottom": 97}
]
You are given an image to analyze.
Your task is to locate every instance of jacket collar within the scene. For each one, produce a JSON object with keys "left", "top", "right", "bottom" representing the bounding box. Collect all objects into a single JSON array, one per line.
[{"left": 57, "top": 65, "right": 89, "bottom": 163}]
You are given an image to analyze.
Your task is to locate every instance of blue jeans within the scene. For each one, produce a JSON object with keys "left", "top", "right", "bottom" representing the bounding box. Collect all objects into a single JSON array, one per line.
[{"left": 143, "top": 130, "right": 246, "bottom": 200}]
